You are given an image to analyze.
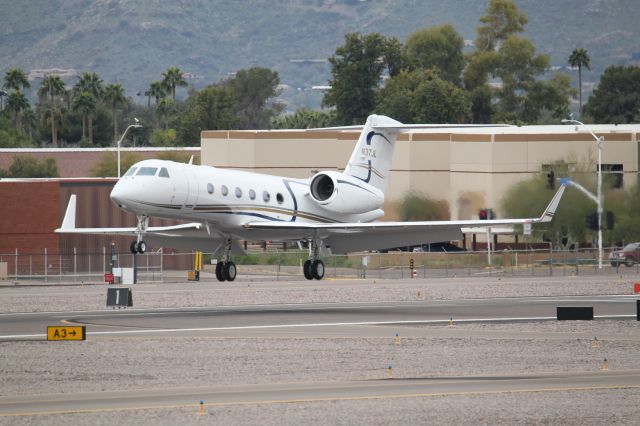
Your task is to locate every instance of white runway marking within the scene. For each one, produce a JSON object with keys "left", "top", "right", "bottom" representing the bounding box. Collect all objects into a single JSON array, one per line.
[{"left": 0, "top": 314, "right": 635, "bottom": 340}]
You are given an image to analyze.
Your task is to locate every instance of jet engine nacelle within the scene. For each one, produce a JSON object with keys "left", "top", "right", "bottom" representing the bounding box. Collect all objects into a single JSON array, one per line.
[{"left": 309, "top": 171, "right": 384, "bottom": 214}]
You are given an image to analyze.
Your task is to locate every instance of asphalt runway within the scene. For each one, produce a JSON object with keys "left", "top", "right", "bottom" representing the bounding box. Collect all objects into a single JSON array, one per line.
[
  {"left": 0, "top": 294, "right": 637, "bottom": 339},
  {"left": 2, "top": 371, "right": 639, "bottom": 417}
]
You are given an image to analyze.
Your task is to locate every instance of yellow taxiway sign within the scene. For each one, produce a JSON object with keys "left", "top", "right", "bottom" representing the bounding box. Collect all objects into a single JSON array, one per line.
[{"left": 47, "top": 326, "right": 86, "bottom": 341}]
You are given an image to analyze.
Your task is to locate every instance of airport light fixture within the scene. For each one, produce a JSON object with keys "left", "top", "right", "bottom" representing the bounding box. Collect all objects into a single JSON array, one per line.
[
  {"left": 117, "top": 118, "right": 142, "bottom": 178},
  {"left": 561, "top": 118, "right": 604, "bottom": 269}
]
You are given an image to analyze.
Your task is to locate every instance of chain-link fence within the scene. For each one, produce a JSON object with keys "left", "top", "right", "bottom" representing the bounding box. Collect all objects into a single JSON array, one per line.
[{"left": 1, "top": 246, "right": 638, "bottom": 283}]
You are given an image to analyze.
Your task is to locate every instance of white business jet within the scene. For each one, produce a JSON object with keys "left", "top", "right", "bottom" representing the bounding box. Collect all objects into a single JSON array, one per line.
[{"left": 56, "top": 115, "right": 565, "bottom": 281}]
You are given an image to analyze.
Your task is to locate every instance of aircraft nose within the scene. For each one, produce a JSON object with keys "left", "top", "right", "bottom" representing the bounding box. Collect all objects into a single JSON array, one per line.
[{"left": 110, "top": 180, "right": 131, "bottom": 207}]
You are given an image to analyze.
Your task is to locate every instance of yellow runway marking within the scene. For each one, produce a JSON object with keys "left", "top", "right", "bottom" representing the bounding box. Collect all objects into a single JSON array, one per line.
[{"left": 2, "top": 384, "right": 639, "bottom": 418}]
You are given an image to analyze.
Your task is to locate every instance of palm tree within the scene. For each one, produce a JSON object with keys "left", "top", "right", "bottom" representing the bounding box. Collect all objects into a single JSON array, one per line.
[
  {"left": 568, "top": 48, "right": 591, "bottom": 116},
  {"left": 3, "top": 68, "right": 31, "bottom": 92},
  {"left": 157, "top": 97, "right": 173, "bottom": 130},
  {"left": 38, "top": 75, "right": 66, "bottom": 146},
  {"left": 5, "top": 91, "right": 30, "bottom": 134},
  {"left": 103, "top": 83, "right": 126, "bottom": 144},
  {"left": 161, "top": 67, "right": 188, "bottom": 100},
  {"left": 148, "top": 80, "right": 166, "bottom": 105},
  {"left": 72, "top": 91, "right": 96, "bottom": 142},
  {"left": 74, "top": 72, "right": 103, "bottom": 144}
]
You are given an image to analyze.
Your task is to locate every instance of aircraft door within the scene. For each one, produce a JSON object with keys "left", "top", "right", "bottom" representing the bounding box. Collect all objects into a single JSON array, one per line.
[{"left": 185, "top": 170, "right": 199, "bottom": 209}]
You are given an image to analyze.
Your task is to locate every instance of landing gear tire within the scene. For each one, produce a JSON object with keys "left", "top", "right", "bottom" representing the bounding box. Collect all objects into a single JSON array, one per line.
[
  {"left": 311, "top": 260, "right": 325, "bottom": 280},
  {"left": 137, "top": 241, "right": 147, "bottom": 254},
  {"left": 215, "top": 262, "right": 225, "bottom": 281},
  {"left": 130, "top": 241, "right": 138, "bottom": 254},
  {"left": 223, "top": 261, "right": 237, "bottom": 282},
  {"left": 303, "top": 260, "right": 313, "bottom": 280}
]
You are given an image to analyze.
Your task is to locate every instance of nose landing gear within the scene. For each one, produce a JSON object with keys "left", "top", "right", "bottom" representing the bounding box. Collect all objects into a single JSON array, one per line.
[{"left": 130, "top": 215, "right": 149, "bottom": 254}]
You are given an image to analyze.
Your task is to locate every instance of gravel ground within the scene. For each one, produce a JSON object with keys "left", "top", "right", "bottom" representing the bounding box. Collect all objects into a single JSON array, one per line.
[
  {"left": 0, "top": 274, "right": 638, "bottom": 313},
  {"left": 1, "top": 275, "right": 639, "bottom": 424}
]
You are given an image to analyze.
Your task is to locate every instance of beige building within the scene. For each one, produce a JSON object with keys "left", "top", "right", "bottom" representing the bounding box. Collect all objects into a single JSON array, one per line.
[{"left": 201, "top": 125, "right": 640, "bottom": 221}]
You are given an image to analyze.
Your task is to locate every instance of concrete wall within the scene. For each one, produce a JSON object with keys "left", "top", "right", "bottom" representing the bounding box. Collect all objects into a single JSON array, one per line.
[{"left": 201, "top": 126, "right": 639, "bottom": 221}]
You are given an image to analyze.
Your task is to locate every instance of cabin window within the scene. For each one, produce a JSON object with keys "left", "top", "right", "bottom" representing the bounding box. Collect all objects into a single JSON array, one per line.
[
  {"left": 124, "top": 167, "right": 138, "bottom": 177},
  {"left": 207, "top": 183, "right": 214, "bottom": 194},
  {"left": 249, "top": 189, "right": 256, "bottom": 200},
  {"left": 159, "top": 168, "right": 170, "bottom": 178},
  {"left": 235, "top": 187, "right": 242, "bottom": 198},
  {"left": 136, "top": 167, "right": 158, "bottom": 176},
  {"left": 262, "top": 191, "right": 270, "bottom": 202},
  {"left": 276, "top": 193, "right": 284, "bottom": 204},
  {"left": 221, "top": 185, "right": 229, "bottom": 196}
]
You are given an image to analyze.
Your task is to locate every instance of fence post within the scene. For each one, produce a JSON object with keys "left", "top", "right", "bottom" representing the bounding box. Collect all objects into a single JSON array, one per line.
[
  {"left": 44, "top": 248, "right": 47, "bottom": 283},
  {"left": 467, "top": 252, "right": 471, "bottom": 276},
  {"left": 59, "top": 253, "right": 62, "bottom": 281},
  {"left": 15, "top": 248, "right": 18, "bottom": 280},
  {"left": 29, "top": 254, "right": 32, "bottom": 279},
  {"left": 575, "top": 243, "right": 579, "bottom": 276},
  {"left": 160, "top": 247, "right": 164, "bottom": 283},
  {"left": 445, "top": 251, "right": 449, "bottom": 277},
  {"left": 549, "top": 243, "right": 553, "bottom": 276},
  {"left": 103, "top": 246, "right": 106, "bottom": 276}
]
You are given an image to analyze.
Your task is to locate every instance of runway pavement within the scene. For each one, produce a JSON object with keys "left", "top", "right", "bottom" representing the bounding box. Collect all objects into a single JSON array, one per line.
[
  {"left": 0, "top": 294, "right": 637, "bottom": 340},
  {"left": 2, "top": 370, "right": 640, "bottom": 417}
]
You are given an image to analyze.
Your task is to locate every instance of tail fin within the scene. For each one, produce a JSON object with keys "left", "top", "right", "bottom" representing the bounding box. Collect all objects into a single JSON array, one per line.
[
  {"left": 343, "top": 115, "right": 403, "bottom": 192},
  {"left": 59, "top": 194, "right": 77, "bottom": 230}
]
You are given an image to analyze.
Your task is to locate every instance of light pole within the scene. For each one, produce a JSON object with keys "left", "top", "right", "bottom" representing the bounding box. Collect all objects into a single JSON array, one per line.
[
  {"left": 561, "top": 118, "right": 604, "bottom": 269},
  {"left": 117, "top": 118, "right": 142, "bottom": 178}
]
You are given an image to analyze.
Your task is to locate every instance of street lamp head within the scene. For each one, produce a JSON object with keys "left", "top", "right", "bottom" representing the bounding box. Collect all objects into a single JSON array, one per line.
[{"left": 134, "top": 117, "right": 139, "bottom": 124}]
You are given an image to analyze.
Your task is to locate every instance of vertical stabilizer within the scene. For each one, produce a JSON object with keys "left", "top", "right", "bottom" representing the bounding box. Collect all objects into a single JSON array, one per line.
[
  {"left": 60, "top": 194, "right": 77, "bottom": 230},
  {"left": 343, "top": 115, "right": 402, "bottom": 192}
]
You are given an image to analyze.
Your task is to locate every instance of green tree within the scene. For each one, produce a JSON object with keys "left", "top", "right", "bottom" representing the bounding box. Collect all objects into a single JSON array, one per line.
[
  {"left": 157, "top": 97, "right": 174, "bottom": 130},
  {"left": 568, "top": 48, "right": 591, "bottom": 116},
  {"left": 3, "top": 68, "right": 31, "bottom": 92},
  {"left": 149, "top": 128, "right": 177, "bottom": 146},
  {"left": 375, "top": 70, "right": 422, "bottom": 123},
  {"left": 475, "top": 0, "right": 528, "bottom": 52},
  {"left": 226, "top": 67, "right": 284, "bottom": 129},
  {"left": 90, "top": 152, "right": 140, "bottom": 177},
  {"left": 0, "top": 116, "right": 32, "bottom": 148},
  {"left": 38, "top": 75, "right": 66, "bottom": 146},
  {"left": 584, "top": 65, "right": 640, "bottom": 124},
  {"left": 161, "top": 67, "right": 188, "bottom": 101},
  {"left": 103, "top": 83, "right": 126, "bottom": 144},
  {"left": 5, "top": 91, "right": 30, "bottom": 134},
  {"left": 323, "top": 32, "right": 388, "bottom": 125},
  {"left": 464, "top": 0, "right": 571, "bottom": 124},
  {"left": 400, "top": 192, "right": 449, "bottom": 221},
  {"left": 412, "top": 74, "right": 471, "bottom": 123},
  {"left": 5, "top": 156, "right": 58, "bottom": 178},
  {"left": 174, "top": 85, "right": 236, "bottom": 145},
  {"left": 148, "top": 80, "right": 166, "bottom": 105},
  {"left": 404, "top": 24, "right": 465, "bottom": 85},
  {"left": 72, "top": 91, "right": 96, "bottom": 142},
  {"left": 74, "top": 72, "right": 103, "bottom": 144},
  {"left": 376, "top": 70, "right": 470, "bottom": 124},
  {"left": 272, "top": 108, "right": 338, "bottom": 129}
]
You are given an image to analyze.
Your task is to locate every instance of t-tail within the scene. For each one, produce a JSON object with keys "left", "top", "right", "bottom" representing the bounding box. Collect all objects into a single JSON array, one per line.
[{"left": 343, "top": 114, "right": 403, "bottom": 192}]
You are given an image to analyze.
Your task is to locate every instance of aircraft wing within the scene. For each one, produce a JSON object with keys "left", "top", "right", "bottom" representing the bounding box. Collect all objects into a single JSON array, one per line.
[
  {"left": 243, "top": 185, "right": 566, "bottom": 254},
  {"left": 54, "top": 195, "right": 245, "bottom": 254}
]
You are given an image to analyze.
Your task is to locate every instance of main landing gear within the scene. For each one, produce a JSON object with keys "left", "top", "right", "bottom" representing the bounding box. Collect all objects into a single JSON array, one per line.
[
  {"left": 215, "top": 238, "right": 236, "bottom": 282},
  {"left": 130, "top": 215, "right": 148, "bottom": 254},
  {"left": 303, "top": 239, "right": 324, "bottom": 280}
]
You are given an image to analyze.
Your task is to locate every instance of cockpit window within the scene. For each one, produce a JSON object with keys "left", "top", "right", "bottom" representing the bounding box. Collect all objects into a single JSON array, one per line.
[
  {"left": 158, "top": 167, "right": 170, "bottom": 178},
  {"left": 124, "top": 167, "right": 138, "bottom": 177},
  {"left": 136, "top": 167, "right": 158, "bottom": 176}
]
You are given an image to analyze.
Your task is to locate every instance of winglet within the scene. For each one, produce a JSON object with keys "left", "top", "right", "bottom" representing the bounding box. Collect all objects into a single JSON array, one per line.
[
  {"left": 538, "top": 185, "right": 566, "bottom": 222},
  {"left": 58, "top": 194, "right": 76, "bottom": 230}
]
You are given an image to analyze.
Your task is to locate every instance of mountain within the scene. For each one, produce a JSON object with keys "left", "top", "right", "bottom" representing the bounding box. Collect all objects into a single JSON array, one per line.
[{"left": 1, "top": 0, "right": 639, "bottom": 111}]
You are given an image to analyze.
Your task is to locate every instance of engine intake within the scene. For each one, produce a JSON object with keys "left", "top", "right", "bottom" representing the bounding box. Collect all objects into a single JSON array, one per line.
[{"left": 308, "top": 171, "right": 383, "bottom": 214}]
